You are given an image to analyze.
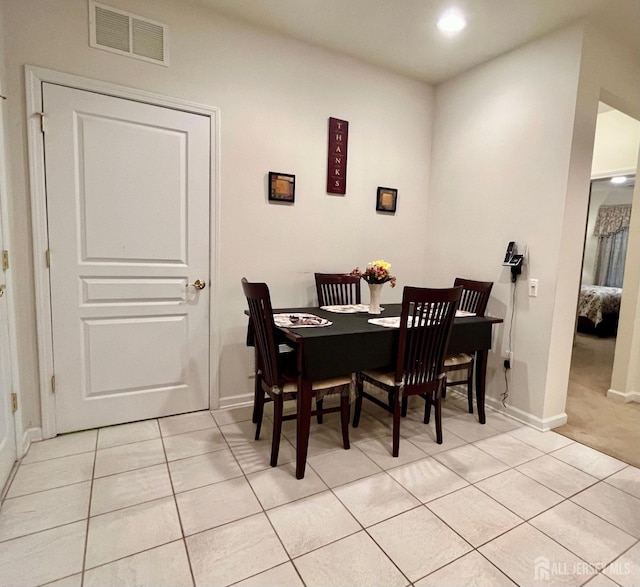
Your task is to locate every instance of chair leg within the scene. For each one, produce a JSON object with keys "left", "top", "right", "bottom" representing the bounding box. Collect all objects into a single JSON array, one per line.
[
  {"left": 401, "top": 396, "right": 408, "bottom": 418},
  {"left": 424, "top": 393, "right": 432, "bottom": 424},
  {"left": 340, "top": 395, "right": 350, "bottom": 450},
  {"left": 252, "top": 364, "right": 262, "bottom": 424},
  {"left": 392, "top": 391, "right": 401, "bottom": 457},
  {"left": 353, "top": 377, "right": 363, "bottom": 428},
  {"left": 442, "top": 385, "right": 447, "bottom": 399},
  {"left": 316, "top": 399, "right": 324, "bottom": 424},
  {"left": 467, "top": 361, "right": 475, "bottom": 414},
  {"left": 270, "top": 395, "right": 283, "bottom": 467},
  {"left": 435, "top": 385, "right": 443, "bottom": 444},
  {"left": 254, "top": 386, "right": 265, "bottom": 441}
]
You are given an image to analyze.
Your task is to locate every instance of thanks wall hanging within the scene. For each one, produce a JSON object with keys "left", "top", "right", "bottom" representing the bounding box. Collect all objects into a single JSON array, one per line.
[{"left": 326, "top": 117, "right": 349, "bottom": 195}]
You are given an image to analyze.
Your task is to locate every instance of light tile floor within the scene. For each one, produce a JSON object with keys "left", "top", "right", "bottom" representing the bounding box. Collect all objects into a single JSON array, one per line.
[{"left": 1, "top": 394, "right": 639, "bottom": 587}]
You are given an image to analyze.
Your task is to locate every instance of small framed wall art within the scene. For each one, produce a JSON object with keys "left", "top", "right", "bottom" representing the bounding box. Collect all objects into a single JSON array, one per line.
[
  {"left": 376, "top": 187, "right": 397, "bottom": 213},
  {"left": 268, "top": 172, "right": 296, "bottom": 203}
]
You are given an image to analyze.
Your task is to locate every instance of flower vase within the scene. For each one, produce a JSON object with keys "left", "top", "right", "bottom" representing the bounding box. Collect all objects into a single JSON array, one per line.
[{"left": 368, "top": 283, "right": 383, "bottom": 314}]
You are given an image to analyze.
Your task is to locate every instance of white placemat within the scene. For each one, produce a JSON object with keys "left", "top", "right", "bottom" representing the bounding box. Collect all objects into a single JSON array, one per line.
[
  {"left": 456, "top": 310, "right": 476, "bottom": 317},
  {"left": 321, "top": 304, "right": 384, "bottom": 313},
  {"left": 368, "top": 316, "right": 402, "bottom": 328},
  {"left": 273, "top": 313, "right": 332, "bottom": 327},
  {"left": 368, "top": 309, "right": 472, "bottom": 328}
]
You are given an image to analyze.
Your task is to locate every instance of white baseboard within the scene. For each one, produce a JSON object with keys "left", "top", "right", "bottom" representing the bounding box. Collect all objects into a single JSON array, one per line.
[
  {"left": 218, "top": 392, "right": 253, "bottom": 410},
  {"left": 484, "top": 395, "right": 567, "bottom": 431},
  {"left": 220, "top": 387, "right": 570, "bottom": 432},
  {"left": 607, "top": 388, "right": 640, "bottom": 403},
  {"left": 20, "top": 427, "right": 43, "bottom": 457}
]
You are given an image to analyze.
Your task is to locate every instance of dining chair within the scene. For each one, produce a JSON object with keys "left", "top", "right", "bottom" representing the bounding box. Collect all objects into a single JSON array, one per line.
[
  {"left": 313, "top": 272, "right": 361, "bottom": 423},
  {"left": 353, "top": 285, "right": 462, "bottom": 456},
  {"left": 314, "top": 273, "right": 361, "bottom": 306},
  {"left": 442, "top": 278, "right": 493, "bottom": 413},
  {"left": 242, "top": 278, "right": 351, "bottom": 467}
]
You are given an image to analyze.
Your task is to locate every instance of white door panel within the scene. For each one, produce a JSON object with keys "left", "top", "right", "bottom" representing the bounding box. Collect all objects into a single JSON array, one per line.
[{"left": 43, "top": 83, "right": 210, "bottom": 433}]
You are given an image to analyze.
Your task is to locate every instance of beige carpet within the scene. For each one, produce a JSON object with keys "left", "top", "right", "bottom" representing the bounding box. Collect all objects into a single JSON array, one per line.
[{"left": 555, "top": 332, "right": 640, "bottom": 468}]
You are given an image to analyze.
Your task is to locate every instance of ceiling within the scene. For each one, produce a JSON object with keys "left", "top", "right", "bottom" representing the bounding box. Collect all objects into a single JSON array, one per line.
[{"left": 198, "top": 0, "right": 640, "bottom": 84}]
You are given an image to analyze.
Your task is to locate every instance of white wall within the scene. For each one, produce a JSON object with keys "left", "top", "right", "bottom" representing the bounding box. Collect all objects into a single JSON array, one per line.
[
  {"left": 2, "top": 0, "right": 434, "bottom": 427},
  {"left": 545, "top": 21, "right": 640, "bottom": 416},
  {"left": 591, "top": 108, "right": 640, "bottom": 177},
  {"left": 428, "top": 25, "right": 585, "bottom": 426}
]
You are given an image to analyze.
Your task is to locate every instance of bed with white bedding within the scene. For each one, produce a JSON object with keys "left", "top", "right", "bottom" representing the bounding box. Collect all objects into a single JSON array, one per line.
[{"left": 577, "top": 285, "right": 622, "bottom": 337}]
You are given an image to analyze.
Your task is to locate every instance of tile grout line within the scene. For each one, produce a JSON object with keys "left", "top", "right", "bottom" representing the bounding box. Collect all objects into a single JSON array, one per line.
[
  {"left": 79, "top": 427, "right": 100, "bottom": 587},
  {"left": 216, "top": 410, "right": 310, "bottom": 587},
  {"left": 158, "top": 417, "right": 197, "bottom": 587},
  {"left": 79, "top": 419, "right": 210, "bottom": 582},
  {"left": 4, "top": 408, "right": 639, "bottom": 587}
]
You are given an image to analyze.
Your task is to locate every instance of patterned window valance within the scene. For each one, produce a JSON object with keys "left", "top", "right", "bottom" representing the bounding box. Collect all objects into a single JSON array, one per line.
[{"left": 594, "top": 204, "right": 632, "bottom": 237}]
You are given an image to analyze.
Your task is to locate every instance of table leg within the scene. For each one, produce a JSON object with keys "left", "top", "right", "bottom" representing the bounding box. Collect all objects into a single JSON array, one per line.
[
  {"left": 475, "top": 349, "right": 487, "bottom": 424},
  {"left": 296, "top": 379, "right": 312, "bottom": 479}
]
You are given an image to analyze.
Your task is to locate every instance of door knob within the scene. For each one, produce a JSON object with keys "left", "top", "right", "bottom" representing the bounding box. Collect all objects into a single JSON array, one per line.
[{"left": 188, "top": 279, "right": 206, "bottom": 290}]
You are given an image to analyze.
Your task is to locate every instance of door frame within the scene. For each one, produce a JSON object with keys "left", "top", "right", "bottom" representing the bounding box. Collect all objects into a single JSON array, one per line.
[
  {"left": 0, "top": 89, "right": 20, "bottom": 464},
  {"left": 26, "top": 66, "right": 220, "bottom": 438}
]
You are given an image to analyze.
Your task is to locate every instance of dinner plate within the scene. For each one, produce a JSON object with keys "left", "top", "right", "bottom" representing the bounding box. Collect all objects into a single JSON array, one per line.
[{"left": 273, "top": 313, "right": 332, "bottom": 327}]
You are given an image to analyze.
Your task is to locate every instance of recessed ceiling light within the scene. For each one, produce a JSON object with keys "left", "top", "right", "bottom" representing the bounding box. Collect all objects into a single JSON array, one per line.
[
  {"left": 437, "top": 9, "right": 467, "bottom": 34},
  {"left": 611, "top": 176, "right": 627, "bottom": 184}
]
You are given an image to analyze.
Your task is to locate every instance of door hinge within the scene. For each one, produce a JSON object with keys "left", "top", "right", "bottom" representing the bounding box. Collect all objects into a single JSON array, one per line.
[
  {"left": 2, "top": 250, "right": 8, "bottom": 270},
  {"left": 11, "top": 393, "right": 18, "bottom": 413},
  {"left": 51, "top": 375, "right": 56, "bottom": 394},
  {"left": 45, "top": 249, "right": 51, "bottom": 268},
  {"left": 38, "top": 112, "right": 47, "bottom": 133}
]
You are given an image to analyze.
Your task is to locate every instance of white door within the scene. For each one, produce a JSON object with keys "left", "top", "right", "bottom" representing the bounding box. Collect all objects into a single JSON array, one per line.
[
  {"left": 0, "top": 208, "right": 17, "bottom": 489},
  {"left": 43, "top": 83, "right": 211, "bottom": 433}
]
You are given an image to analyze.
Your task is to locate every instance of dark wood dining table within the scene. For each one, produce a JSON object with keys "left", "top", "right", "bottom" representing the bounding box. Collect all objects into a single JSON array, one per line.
[{"left": 246, "top": 304, "right": 502, "bottom": 479}]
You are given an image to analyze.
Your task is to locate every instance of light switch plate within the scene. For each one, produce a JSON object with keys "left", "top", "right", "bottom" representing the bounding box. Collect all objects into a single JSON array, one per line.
[{"left": 529, "top": 278, "right": 539, "bottom": 297}]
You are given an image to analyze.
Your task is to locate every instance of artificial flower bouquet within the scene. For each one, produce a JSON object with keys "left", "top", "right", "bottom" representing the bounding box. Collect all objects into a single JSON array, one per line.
[{"left": 351, "top": 260, "right": 396, "bottom": 287}]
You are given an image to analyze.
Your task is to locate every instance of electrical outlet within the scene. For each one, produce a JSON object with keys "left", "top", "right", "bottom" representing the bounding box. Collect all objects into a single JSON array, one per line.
[
  {"left": 503, "top": 350, "right": 514, "bottom": 368},
  {"left": 529, "top": 278, "right": 539, "bottom": 297}
]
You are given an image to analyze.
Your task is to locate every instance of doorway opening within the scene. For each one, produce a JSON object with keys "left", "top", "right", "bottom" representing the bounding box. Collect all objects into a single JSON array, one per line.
[{"left": 555, "top": 103, "right": 640, "bottom": 467}]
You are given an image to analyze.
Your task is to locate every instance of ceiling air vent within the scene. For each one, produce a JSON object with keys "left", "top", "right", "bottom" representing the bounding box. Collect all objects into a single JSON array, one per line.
[{"left": 90, "top": 1, "right": 168, "bottom": 66}]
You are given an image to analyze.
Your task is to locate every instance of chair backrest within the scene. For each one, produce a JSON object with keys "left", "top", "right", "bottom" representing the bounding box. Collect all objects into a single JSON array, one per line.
[
  {"left": 241, "top": 278, "right": 281, "bottom": 388},
  {"left": 454, "top": 278, "right": 493, "bottom": 317},
  {"left": 395, "top": 286, "right": 462, "bottom": 390},
  {"left": 315, "top": 273, "right": 362, "bottom": 306}
]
